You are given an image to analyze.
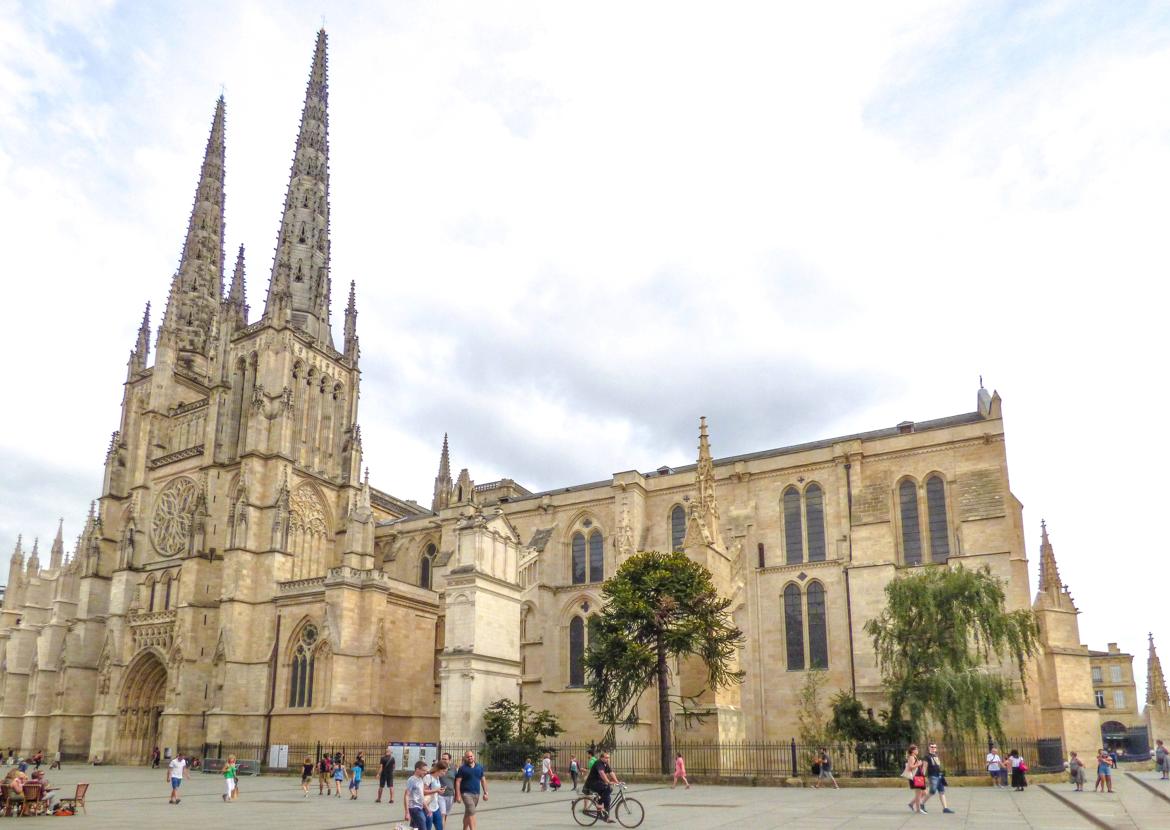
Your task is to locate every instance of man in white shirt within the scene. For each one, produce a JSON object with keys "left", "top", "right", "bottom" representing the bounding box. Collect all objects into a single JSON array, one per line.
[
  {"left": 986, "top": 746, "right": 1005, "bottom": 788},
  {"left": 167, "top": 752, "right": 189, "bottom": 804},
  {"left": 540, "top": 754, "right": 552, "bottom": 792}
]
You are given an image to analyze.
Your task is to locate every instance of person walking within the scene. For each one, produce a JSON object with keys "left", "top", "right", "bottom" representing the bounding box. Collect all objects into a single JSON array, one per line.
[
  {"left": 222, "top": 755, "right": 238, "bottom": 802},
  {"left": 453, "top": 750, "right": 488, "bottom": 830},
  {"left": 921, "top": 743, "right": 955, "bottom": 813},
  {"left": 1068, "top": 752, "right": 1086, "bottom": 791},
  {"left": 569, "top": 755, "right": 580, "bottom": 791},
  {"left": 521, "top": 758, "right": 534, "bottom": 792},
  {"left": 301, "top": 755, "right": 314, "bottom": 797},
  {"left": 439, "top": 752, "right": 456, "bottom": 817},
  {"left": 405, "top": 760, "right": 431, "bottom": 830},
  {"left": 540, "top": 753, "right": 552, "bottom": 792},
  {"left": 672, "top": 752, "right": 691, "bottom": 789},
  {"left": 587, "top": 750, "right": 598, "bottom": 772},
  {"left": 903, "top": 744, "right": 927, "bottom": 814},
  {"left": 167, "top": 751, "right": 189, "bottom": 805},
  {"left": 424, "top": 760, "right": 448, "bottom": 830},
  {"left": 1008, "top": 749, "right": 1027, "bottom": 791},
  {"left": 813, "top": 747, "right": 837, "bottom": 790},
  {"left": 986, "top": 745, "right": 1005, "bottom": 788},
  {"left": 151, "top": 747, "right": 161, "bottom": 769},
  {"left": 318, "top": 754, "right": 332, "bottom": 796},
  {"left": 332, "top": 757, "right": 348, "bottom": 797},
  {"left": 349, "top": 753, "right": 365, "bottom": 799},
  {"left": 1156, "top": 740, "right": 1169, "bottom": 780},
  {"left": 377, "top": 745, "right": 396, "bottom": 803}
]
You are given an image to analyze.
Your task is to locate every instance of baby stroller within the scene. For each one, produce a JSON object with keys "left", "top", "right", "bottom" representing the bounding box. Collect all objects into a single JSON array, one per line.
[{"left": 549, "top": 772, "right": 562, "bottom": 791}]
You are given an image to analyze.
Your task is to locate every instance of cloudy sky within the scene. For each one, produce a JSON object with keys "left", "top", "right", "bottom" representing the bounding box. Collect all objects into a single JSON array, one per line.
[{"left": 3, "top": 1, "right": 1169, "bottom": 699}]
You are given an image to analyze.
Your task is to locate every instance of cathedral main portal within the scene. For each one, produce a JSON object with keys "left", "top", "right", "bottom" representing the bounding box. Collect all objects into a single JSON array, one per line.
[{"left": 117, "top": 652, "right": 167, "bottom": 765}]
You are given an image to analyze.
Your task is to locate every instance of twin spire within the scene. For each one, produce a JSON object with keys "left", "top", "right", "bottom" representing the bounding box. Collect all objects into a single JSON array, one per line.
[{"left": 140, "top": 30, "right": 345, "bottom": 373}]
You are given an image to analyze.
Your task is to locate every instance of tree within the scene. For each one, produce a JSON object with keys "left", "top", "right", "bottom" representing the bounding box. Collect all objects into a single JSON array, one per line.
[
  {"left": 863, "top": 564, "right": 1040, "bottom": 740},
  {"left": 583, "top": 550, "right": 745, "bottom": 774},
  {"left": 482, "top": 698, "right": 564, "bottom": 745},
  {"left": 796, "top": 669, "right": 832, "bottom": 748}
]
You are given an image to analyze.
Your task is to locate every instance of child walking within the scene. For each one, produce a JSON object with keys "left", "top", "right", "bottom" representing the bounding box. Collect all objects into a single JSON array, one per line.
[
  {"left": 333, "top": 758, "right": 348, "bottom": 797},
  {"left": 521, "top": 758, "right": 534, "bottom": 792},
  {"left": 672, "top": 753, "right": 690, "bottom": 789},
  {"left": 301, "top": 756, "right": 314, "bottom": 797}
]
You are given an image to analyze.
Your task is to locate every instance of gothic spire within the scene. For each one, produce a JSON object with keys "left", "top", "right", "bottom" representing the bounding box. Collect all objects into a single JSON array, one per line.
[
  {"left": 50, "top": 518, "right": 64, "bottom": 569},
  {"left": 9, "top": 535, "right": 23, "bottom": 566},
  {"left": 264, "top": 29, "right": 333, "bottom": 346},
  {"left": 26, "top": 537, "right": 40, "bottom": 575},
  {"left": 129, "top": 301, "right": 151, "bottom": 374},
  {"left": 1037, "top": 519, "right": 1062, "bottom": 595},
  {"left": 688, "top": 416, "right": 722, "bottom": 546},
  {"left": 1149, "top": 633, "right": 1170, "bottom": 709},
  {"left": 432, "top": 433, "right": 453, "bottom": 511},
  {"left": 225, "top": 244, "right": 248, "bottom": 328},
  {"left": 343, "top": 280, "right": 359, "bottom": 361},
  {"left": 158, "top": 95, "right": 227, "bottom": 363}
]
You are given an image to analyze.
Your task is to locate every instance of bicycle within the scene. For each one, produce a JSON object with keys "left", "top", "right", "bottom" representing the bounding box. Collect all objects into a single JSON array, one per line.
[{"left": 571, "top": 782, "right": 644, "bottom": 827}]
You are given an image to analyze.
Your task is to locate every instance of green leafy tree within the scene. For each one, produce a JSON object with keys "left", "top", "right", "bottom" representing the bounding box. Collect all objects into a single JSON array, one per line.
[
  {"left": 863, "top": 564, "right": 1040, "bottom": 740},
  {"left": 482, "top": 699, "right": 564, "bottom": 744},
  {"left": 796, "top": 669, "right": 832, "bottom": 748},
  {"left": 584, "top": 550, "right": 745, "bottom": 773}
]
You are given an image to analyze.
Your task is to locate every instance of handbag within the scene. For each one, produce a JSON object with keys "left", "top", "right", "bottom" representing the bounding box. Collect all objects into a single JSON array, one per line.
[
  {"left": 1019, "top": 762, "right": 1028, "bottom": 773},
  {"left": 912, "top": 774, "right": 926, "bottom": 788},
  {"left": 811, "top": 762, "right": 821, "bottom": 775}
]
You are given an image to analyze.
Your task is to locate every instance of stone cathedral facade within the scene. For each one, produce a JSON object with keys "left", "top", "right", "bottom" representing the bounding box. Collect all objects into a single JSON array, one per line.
[{"left": 0, "top": 32, "right": 1107, "bottom": 763}]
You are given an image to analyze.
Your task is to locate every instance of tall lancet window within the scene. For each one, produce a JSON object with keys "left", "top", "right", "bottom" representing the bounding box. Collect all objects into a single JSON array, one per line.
[
  {"left": 671, "top": 505, "right": 686, "bottom": 552},
  {"left": 588, "top": 531, "right": 604, "bottom": 583},
  {"left": 288, "top": 624, "right": 318, "bottom": 708},
  {"left": 925, "top": 475, "right": 950, "bottom": 562},
  {"left": 784, "top": 583, "right": 804, "bottom": 671},
  {"left": 783, "top": 487, "right": 803, "bottom": 565},
  {"left": 899, "top": 479, "right": 922, "bottom": 566},
  {"left": 571, "top": 533, "right": 586, "bottom": 585}
]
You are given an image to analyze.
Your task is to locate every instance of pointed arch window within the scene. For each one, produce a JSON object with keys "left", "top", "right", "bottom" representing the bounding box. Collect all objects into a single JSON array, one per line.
[
  {"left": 420, "top": 543, "right": 436, "bottom": 590},
  {"left": 807, "top": 581, "right": 829, "bottom": 669},
  {"left": 805, "top": 484, "right": 826, "bottom": 562},
  {"left": 571, "top": 533, "right": 586, "bottom": 584},
  {"left": 670, "top": 505, "right": 686, "bottom": 552},
  {"left": 925, "top": 475, "right": 950, "bottom": 562},
  {"left": 783, "top": 487, "right": 803, "bottom": 565},
  {"left": 148, "top": 580, "right": 157, "bottom": 612},
  {"left": 588, "top": 531, "right": 604, "bottom": 583},
  {"left": 568, "top": 616, "right": 585, "bottom": 687},
  {"left": 784, "top": 583, "right": 804, "bottom": 670},
  {"left": 288, "top": 624, "right": 318, "bottom": 708},
  {"left": 899, "top": 479, "right": 922, "bottom": 566}
]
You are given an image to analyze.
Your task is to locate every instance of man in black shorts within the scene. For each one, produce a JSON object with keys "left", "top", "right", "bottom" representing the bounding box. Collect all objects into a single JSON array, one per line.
[
  {"left": 376, "top": 745, "right": 396, "bottom": 803},
  {"left": 583, "top": 751, "right": 619, "bottom": 822}
]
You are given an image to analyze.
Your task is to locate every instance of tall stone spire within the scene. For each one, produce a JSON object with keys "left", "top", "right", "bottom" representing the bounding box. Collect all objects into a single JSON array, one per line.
[
  {"left": 157, "top": 96, "right": 227, "bottom": 367},
  {"left": 343, "top": 280, "right": 359, "bottom": 361},
  {"left": 692, "top": 416, "right": 721, "bottom": 541},
  {"left": 1149, "top": 634, "right": 1170, "bottom": 708},
  {"left": 49, "top": 518, "right": 64, "bottom": 570},
  {"left": 128, "top": 301, "right": 151, "bottom": 375},
  {"left": 264, "top": 29, "right": 333, "bottom": 346},
  {"left": 5, "top": 536, "right": 24, "bottom": 602},
  {"left": 225, "top": 244, "right": 248, "bottom": 328},
  {"left": 26, "top": 538, "right": 40, "bottom": 575},
  {"left": 432, "top": 433, "right": 453, "bottom": 512},
  {"left": 1037, "top": 520, "right": 1062, "bottom": 594}
]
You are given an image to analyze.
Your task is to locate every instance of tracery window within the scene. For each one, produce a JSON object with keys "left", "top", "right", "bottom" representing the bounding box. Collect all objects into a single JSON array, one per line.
[
  {"left": 899, "top": 479, "right": 922, "bottom": 566},
  {"left": 784, "top": 584, "right": 804, "bottom": 670},
  {"left": 568, "top": 616, "right": 585, "bottom": 687},
  {"left": 571, "top": 533, "right": 586, "bottom": 584},
  {"left": 289, "top": 484, "right": 329, "bottom": 579},
  {"left": 420, "top": 543, "right": 436, "bottom": 590},
  {"left": 588, "top": 531, "right": 604, "bottom": 583},
  {"left": 151, "top": 476, "right": 199, "bottom": 558},
  {"left": 783, "top": 488, "right": 803, "bottom": 565},
  {"left": 899, "top": 476, "right": 950, "bottom": 566},
  {"left": 805, "top": 484, "right": 826, "bottom": 562},
  {"left": 288, "top": 624, "right": 318, "bottom": 708},
  {"left": 670, "top": 505, "right": 686, "bottom": 552},
  {"left": 807, "top": 581, "right": 828, "bottom": 669},
  {"left": 783, "top": 483, "right": 827, "bottom": 564},
  {"left": 925, "top": 475, "right": 950, "bottom": 562}
]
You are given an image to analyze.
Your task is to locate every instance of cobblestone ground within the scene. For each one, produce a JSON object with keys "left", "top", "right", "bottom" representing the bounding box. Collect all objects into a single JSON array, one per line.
[{"left": 23, "top": 765, "right": 1170, "bottom": 829}]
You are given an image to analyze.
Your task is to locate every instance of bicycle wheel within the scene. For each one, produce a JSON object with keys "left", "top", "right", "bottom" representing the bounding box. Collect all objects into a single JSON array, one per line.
[
  {"left": 614, "top": 796, "right": 645, "bottom": 828},
  {"left": 571, "top": 796, "right": 600, "bottom": 826}
]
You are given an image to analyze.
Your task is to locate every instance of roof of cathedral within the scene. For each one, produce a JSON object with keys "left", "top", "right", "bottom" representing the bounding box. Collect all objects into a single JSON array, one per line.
[
  {"left": 527, "top": 528, "right": 555, "bottom": 551},
  {"left": 514, "top": 409, "right": 988, "bottom": 501}
]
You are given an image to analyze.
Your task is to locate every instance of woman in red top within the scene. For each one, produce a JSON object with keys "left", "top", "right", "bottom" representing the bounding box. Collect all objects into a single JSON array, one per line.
[{"left": 671, "top": 754, "right": 690, "bottom": 789}]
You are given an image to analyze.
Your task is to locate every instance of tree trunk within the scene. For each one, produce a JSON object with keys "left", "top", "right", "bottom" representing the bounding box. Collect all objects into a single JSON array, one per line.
[{"left": 657, "top": 633, "right": 672, "bottom": 775}]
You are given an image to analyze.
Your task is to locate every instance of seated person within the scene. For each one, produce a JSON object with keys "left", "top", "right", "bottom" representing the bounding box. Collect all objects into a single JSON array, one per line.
[{"left": 582, "top": 752, "right": 619, "bottom": 820}]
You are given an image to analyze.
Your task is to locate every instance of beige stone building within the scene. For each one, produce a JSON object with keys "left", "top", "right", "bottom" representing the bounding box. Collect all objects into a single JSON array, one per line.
[
  {"left": 0, "top": 31, "right": 1112, "bottom": 763},
  {"left": 1088, "top": 643, "right": 1139, "bottom": 751}
]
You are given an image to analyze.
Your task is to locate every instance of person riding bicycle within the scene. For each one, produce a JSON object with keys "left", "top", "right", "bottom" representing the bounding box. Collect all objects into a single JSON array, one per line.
[{"left": 583, "top": 751, "right": 619, "bottom": 822}]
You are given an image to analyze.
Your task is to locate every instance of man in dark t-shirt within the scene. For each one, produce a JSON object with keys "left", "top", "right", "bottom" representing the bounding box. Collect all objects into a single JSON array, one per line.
[
  {"left": 376, "top": 747, "right": 396, "bottom": 803},
  {"left": 584, "top": 751, "right": 618, "bottom": 820}
]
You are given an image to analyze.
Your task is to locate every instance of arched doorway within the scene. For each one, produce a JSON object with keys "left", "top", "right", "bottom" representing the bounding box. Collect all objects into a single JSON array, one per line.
[{"left": 117, "top": 651, "right": 167, "bottom": 764}]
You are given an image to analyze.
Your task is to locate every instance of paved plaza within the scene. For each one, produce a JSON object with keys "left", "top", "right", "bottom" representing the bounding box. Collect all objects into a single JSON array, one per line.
[{"left": 24, "top": 764, "right": 1170, "bottom": 829}]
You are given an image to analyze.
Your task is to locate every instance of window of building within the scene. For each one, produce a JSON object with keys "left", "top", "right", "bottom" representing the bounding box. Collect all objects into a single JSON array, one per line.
[
  {"left": 783, "top": 488, "right": 803, "bottom": 565},
  {"left": 420, "top": 543, "right": 436, "bottom": 590},
  {"left": 899, "top": 479, "right": 922, "bottom": 565},
  {"left": 568, "top": 616, "right": 585, "bottom": 687},
  {"left": 806, "top": 581, "right": 829, "bottom": 669},
  {"left": 925, "top": 475, "right": 949, "bottom": 562},
  {"left": 805, "top": 484, "right": 826, "bottom": 563},
  {"left": 1110, "top": 665, "right": 1123, "bottom": 683},
  {"left": 288, "top": 624, "right": 318, "bottom": 708},
  {"left": 571, "top": 533, "right": 586, "bottom": 584},
  {"left": 588, "top": 531, "right": 604, "bottom": 583},
  {"left": 1113, "top": 690, "right": 1126, "bottom": 709},
  {"left": 1092, "top": 667, "right": 1103, "bottom": 683},
  {"left": 784, "top": 584, "right": 804, "bottom": 670},
  {"left": 670, "top": 505, "right": 686, "bottom": 552},
  {"left": 757, "top": 542, "right": 766, "bottom": 569},
  {"left": 1095, "top": 690, "right": 1105, "bottom": 708}
]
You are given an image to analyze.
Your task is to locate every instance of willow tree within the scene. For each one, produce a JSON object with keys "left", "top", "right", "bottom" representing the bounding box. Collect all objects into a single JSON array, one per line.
[
  {"left": 584, "top": 550, "right": 744, "bottom": 773},
  {"left": 864, "top": 564, "right": 1040, "bottom": 740}
]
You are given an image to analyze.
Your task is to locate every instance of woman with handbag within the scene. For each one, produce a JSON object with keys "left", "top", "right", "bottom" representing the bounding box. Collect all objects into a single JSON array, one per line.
[
  {"left": 903, "top": 745, "right": 927, "bottom": 813},
  {"left": 1008, "top": 749, "right": 1027, "bottom": 791}
]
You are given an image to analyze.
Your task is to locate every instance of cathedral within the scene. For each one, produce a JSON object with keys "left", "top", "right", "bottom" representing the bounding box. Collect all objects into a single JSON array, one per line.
[{"left": 0, "top": 31, "right": 1130, "bottom": 764}]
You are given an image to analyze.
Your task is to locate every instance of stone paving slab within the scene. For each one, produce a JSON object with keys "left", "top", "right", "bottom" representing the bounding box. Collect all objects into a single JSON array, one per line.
[{"left": 23, "top": 764, "right": 1170, "bottom": 829}]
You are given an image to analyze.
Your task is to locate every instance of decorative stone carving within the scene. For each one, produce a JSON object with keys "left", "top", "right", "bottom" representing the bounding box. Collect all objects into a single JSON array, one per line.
[{"left": 150, "top": 476, "right": 198, "bottom": 558}]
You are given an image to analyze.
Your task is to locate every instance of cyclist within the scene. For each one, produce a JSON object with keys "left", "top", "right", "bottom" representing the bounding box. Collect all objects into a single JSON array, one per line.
[{"left": 583, "top": 751, "right": 619, "bottom": 823}]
